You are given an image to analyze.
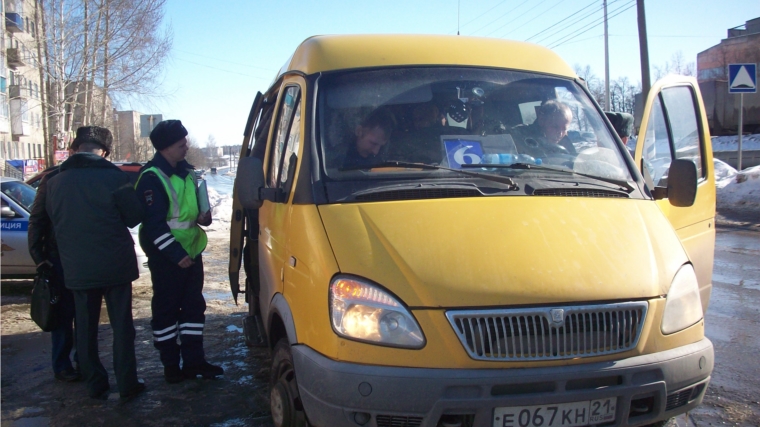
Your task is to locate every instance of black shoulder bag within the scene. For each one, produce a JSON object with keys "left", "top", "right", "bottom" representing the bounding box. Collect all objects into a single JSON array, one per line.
[{"left": 30, "top": 266, "right": 60, "bottom": 332}]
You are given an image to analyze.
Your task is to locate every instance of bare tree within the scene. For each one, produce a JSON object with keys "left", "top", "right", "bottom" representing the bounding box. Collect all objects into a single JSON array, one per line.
[
  {"left": 185, "top": 135, "right": 206, "bottom": 169},
  {"left": 206, "top": 135, "right": 218, "bottom": 167},
  {"left": 609, "top": 76, "right": 639, "bottom": 114},
  {"left": 653, "top": 51, "right": 696, "bottom": 81},
  {"left": 37, "top": 0, "right": 172, "bottom": 158},
  {"left": 574, "top": 64, "right": 605, "bottom": 108}
]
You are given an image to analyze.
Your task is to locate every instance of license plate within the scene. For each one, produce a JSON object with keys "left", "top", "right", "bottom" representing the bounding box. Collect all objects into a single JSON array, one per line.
[{"left": 493, "top": 398, "right": 616, "bottom": 427}]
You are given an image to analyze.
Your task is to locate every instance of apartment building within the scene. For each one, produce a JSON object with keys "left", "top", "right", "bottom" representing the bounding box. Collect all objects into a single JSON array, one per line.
[
  {"left": 113, "top": 110, "right": 155, "bottom": 162},
  {"left": 697, "top": 17, "right": 760, "bottom": 135},
  {"left": 1, "top": 0, "right": 45, "bottom": 177}
]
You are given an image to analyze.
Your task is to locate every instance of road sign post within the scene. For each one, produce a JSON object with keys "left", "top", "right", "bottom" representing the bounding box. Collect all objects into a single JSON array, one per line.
[{"left": 728, "top": 63, "right": 757, "bottom": 171}]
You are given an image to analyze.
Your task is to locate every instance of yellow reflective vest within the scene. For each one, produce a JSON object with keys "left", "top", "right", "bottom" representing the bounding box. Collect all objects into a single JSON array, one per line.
[{"left": 137, "top": 166, "right": 207, "bottom": 258}]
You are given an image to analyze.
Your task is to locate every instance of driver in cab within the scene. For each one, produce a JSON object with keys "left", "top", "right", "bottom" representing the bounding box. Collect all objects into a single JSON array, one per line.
[
  {"left": 514, "top": 99, "right": 576, "bottom": 155},
  {"left": 340, "top": 108, "right": 396, "bottom": 170}
]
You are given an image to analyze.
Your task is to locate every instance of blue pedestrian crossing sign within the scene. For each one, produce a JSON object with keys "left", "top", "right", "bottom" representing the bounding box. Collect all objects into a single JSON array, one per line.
[{"left": 728, "top": 63, "right": 756, "bottom": 93}]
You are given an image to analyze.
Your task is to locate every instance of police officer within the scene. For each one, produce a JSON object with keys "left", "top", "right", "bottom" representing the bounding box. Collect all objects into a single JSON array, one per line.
[
  {"left": 135, "top": 120, "right": 223, "bottom": 383},
  {"left": 45, "top": 126, "right": 145, "bottom": 401},
  {"left": 604, "top": 111, "right": 635, "bottom": 146}
]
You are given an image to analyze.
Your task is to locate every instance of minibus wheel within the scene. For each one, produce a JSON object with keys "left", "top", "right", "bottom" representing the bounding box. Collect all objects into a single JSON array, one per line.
[{"left": 270, "top": 339, "right": 309, "bottom": 427}]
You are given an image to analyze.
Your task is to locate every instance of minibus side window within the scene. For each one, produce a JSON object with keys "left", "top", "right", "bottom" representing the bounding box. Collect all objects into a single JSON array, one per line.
[
  {"left": 280, "top": 103, "right": 302, "bottom": 189},
  {"left": 267, "top": 86, "right": 301, "bottom": 191},
  {"left": 661, "top": 86, "right": 704, "bottom": 179},
  {"left": 642, "top": 86, "right": 705, "bottom": 188},
  {"left": 641, "top": 97, "right": 672, "bottom": 187}
]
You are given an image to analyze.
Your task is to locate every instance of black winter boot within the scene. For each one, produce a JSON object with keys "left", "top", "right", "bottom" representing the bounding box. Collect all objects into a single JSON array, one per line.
[
  {"left": 183, "top": 361, "right": 224, "bottom": 379},
  {"left": 164, "top": 365, "right": 184, "bottom": 384}
]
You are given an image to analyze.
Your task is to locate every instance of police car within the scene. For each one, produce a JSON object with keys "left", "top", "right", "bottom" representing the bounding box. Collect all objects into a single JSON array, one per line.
[
  {"left": 1, "top": 177, "right": 37, "bottom": 278},
  {"left": 2, "top": 167, "right": 150, "bottom": 279}
]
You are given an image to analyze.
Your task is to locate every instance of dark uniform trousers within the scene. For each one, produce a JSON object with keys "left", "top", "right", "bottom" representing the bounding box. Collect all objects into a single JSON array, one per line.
[
  {"left": 149, "top": 253, "right": 206, "bottom": 368},
  {"left": 51, "top": 256, "right": 77, "bottom": 374},
  {"left": 73, "top": 283, "right": 139, "bottom": 397}
]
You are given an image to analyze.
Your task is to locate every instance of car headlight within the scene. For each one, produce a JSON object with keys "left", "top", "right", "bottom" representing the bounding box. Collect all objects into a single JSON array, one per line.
[
  {"left": 329, "top": 276, "right": 425, "bottom": 349},
  {"left": 661, "top": 264, "right": 703, "bottom": 334}
]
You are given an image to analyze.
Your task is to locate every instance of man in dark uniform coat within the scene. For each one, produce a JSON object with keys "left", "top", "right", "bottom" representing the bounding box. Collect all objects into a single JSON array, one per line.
[{"left": 45, "top": 126, "right": 145, "bottom": 401}]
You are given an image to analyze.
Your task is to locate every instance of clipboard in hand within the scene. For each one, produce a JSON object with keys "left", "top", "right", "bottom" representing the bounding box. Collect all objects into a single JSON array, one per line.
[{"left": 197, "top": 179, "right": 211, "bottom": 215}]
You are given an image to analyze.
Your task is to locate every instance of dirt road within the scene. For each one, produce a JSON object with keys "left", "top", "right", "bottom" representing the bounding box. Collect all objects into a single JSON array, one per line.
[{"left": 2, "top": 226, "right": 275, "bottom": 427}]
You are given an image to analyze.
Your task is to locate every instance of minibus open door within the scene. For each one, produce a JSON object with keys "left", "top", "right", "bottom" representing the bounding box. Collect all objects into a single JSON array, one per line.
[
  {"left": 634, "top": 75, "right": 716, "bottom": 313},
  {"left": 229, "top": 91, "right": 268, "bottom": 346}
]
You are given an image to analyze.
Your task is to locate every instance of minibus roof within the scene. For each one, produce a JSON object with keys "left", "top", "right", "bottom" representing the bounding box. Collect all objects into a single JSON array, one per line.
[{"left": 275, "top": 34, "right": 577, "bottom": 81}]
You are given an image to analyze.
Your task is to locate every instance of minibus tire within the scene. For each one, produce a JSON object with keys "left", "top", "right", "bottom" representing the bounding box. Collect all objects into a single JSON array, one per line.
[{"left": 270, "top": 339, "right": 309, "bottom": 427}]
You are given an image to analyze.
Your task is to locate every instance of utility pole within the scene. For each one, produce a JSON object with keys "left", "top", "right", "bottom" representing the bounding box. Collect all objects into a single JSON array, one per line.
[
  {"left": 637, "top": 0, "right": 651, "bottom": 101},
  {"left": 604, "top": 0, "right": 610, "bottom": 111}
]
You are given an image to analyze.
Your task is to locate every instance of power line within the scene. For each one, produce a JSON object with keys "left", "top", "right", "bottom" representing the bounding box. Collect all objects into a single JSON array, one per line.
[
  {"left": 172, "top": 57, "right": 273, "bottom": 81},
  {"left": 548, "top": 0, "right": 634, "bottom": 48},
  {"left": 609, "top": 34, "right": 717, "bottom": 38},
  {"left": 450, "top": 0, "right": 509, "bottom": 34},
  {"left": 525, "top": 0, "right": 598, "bottom": 42},
  {"left": 499, "top": 0, "right": 569, "bottom": 39},
  {"left": 467, "top": 0, "right": 532, "bottom": 36},
  {"left": 533, "top": 0, "right": 626, "bottom": 45},
  {"left": 536, "top": 0, "right": 628, "bottom": 47},
  {"left": 549, "top": 1, "right": 636, "bottom": 49},
  {"left": 483, "top": 0, "right": 549, "bottom": 37},
  {"left": 174, "top": 49, "right": 277, "bottom": 73}
]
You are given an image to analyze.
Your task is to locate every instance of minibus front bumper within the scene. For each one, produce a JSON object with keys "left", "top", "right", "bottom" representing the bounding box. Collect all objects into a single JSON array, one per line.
[{"left": 292, "top": 338, "right": 713, "bottom": 427}]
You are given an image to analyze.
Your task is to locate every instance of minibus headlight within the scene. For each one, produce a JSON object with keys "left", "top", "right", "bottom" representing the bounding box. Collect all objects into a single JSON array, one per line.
[
  {"left": 661, "top": 264, "right": 703, "bottom": 335},
  {"left": 329, "top": 276, "right": 425, "bottom": 349}
]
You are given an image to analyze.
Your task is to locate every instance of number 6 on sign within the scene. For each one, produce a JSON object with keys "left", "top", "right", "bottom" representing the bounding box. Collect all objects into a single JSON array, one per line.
[{"left": 444, "top": 139, "right": 484, "bottom": 168}]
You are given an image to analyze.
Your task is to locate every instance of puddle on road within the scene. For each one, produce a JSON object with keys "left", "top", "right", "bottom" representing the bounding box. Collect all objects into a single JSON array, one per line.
[
  {"left": 203, "top": 290, "right": 237, "bottom": 308},
  {"left": 3, "top": 417, "right": 50, "bottom": 427},
  {"left": 226, "top": 324, "right": 243, "bottom": 333},
  {"left": 2, "top": 407, "right": 49, "bottom": 427}
]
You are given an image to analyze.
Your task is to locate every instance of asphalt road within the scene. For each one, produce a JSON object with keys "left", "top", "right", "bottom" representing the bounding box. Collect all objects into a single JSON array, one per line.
[{"left": 684, "top": 221, "right": 760, "bottom": 427}]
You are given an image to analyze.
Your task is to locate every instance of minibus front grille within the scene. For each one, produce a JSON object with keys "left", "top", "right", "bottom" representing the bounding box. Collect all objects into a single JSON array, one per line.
[
  {"left": 533, "top": 189, "right": 628, "bottom": 198},
  {"left": 446, "top": 302, "right": 648, "bottom": 361}
]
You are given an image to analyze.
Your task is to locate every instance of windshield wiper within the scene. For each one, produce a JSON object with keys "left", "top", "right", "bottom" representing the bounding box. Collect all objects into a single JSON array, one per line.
[
  {"left": 339, "top": 161, "right": 519, "bottom": 190},
  {"left": 461, "top": 162, "right": 634, "bottom": 192}
]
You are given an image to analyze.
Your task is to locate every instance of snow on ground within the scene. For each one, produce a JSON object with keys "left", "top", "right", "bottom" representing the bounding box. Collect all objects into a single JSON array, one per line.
[
  {"left": 715, "top": 159, "right": 760, "bottom": 215},
  {"left": 714, "top": 158, "right": 739, "bottom": 183},
  {"left": 712, "top": 133, "right": 760, "bottom": 152},
  {"left": 205, "top": 186, "right": 233, "bottom": 239}
]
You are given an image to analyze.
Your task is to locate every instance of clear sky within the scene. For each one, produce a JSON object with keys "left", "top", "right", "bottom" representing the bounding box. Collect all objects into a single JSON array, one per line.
[{"left": 122, "top": 0, "right": 760, "bottom": 148}]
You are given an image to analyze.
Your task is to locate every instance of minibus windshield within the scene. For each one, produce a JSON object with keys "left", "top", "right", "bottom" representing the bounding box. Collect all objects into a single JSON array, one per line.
[{"left": 317, "top": 67, "right": 634, "bottom": 196}]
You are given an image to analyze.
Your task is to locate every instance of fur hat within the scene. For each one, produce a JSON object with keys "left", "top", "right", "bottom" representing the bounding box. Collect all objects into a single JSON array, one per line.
[
  {"left": 149, "top": 120, "right": 188, "bottom": 151},
  {"left": 71, "top": 126, "right": 113, "bottom": 155},
  {"left": 605, "top": 112, "right": 634, "bottom": 138}
]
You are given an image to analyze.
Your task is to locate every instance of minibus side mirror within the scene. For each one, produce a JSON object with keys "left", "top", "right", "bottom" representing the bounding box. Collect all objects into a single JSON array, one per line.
[
  {"left": 236, "top": 157, "right": 265, "bottom": 209},
  {"left": 657, "top": 159, "right": 697, "bottom": 207}
]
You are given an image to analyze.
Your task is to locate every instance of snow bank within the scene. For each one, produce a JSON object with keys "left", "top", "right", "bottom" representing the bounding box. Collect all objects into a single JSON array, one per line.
[
  {"left": 714, "top": 158, "right": 739, "bottom": 184},
  {"left": 209, "top": 187, "right": 233, "bottom": 223},
  {"left": 205, "top": 187, "right": 234, "bottom": 239},
  {"left": 715, "top": 159, "right": 760, "bottom": 215},
  {"left": 712, "top": 133, "right": 760, "bottom": 152}
]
